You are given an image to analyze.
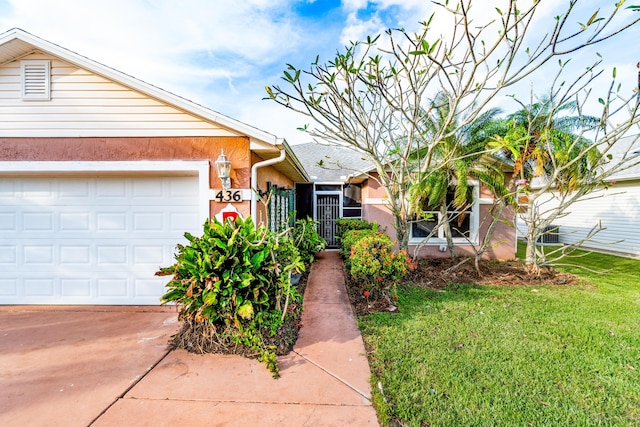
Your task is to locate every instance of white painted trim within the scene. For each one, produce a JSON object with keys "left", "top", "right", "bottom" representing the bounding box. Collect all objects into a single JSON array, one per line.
[
  {"left": 250, "top": 147, "right": 286, "bottom": 218},
  {"left": 408, "top": 181, "right": 480, "bottom": 246},
  {"left": 364, "top": 198, "right": 390, "bottom": 205},
  {"left": 0, "top": 160, "right": 211, "bottom": 221},
  {"left": 478, "top": 198, "right": 495, "bottom": 205}
]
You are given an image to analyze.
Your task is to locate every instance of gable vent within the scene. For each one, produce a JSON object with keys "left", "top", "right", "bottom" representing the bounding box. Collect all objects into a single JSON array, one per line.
[{"left": 20, "top": 60, "right": 51, "bottom": 100}]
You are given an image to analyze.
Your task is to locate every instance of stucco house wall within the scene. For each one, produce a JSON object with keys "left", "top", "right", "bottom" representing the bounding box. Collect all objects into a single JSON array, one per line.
[
  {"left": 294, "top": 142, "right": 516, "bottom": 260},
  {"left": 0, "top": 136, "right": 253, "bottom": 218},
  {"left": 364, "top": 175, "right": 516, "bottom": 259}
]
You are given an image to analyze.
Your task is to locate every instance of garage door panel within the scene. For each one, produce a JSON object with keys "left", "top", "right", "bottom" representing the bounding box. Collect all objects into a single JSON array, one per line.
[
  {"left": 58, "top": 179, "right": 90, "bottom": 198},
  {"left": 60, "top": 245, "right": 92, "bottom": 264},
  {"left": 98, "top": 278, "right": 128, "bottom": 297},
  {"left": 23, "top": 212, "right": 54, "bottom": 231},
  {"left": 133, "top": 245, "right": 165, "bottom": 265},
  {"left": 133, "top": 212, "right": 164, "bottom": 231},
  {"left": 134, "top": 279, "right": 166, "bottom": 298},
  {"left": 171, "top": 212, "right": 200, "bottom": 231},
  {"left": 96, "top": 245, "right": 128, "bottom": 265},
  {"left": 0, "top": 212, "right": 16, "bottom": 230},
  {"left": 0, "top": 175, "right": 201, "bottom": 305},
  {"left": 0, "top": 179, "right": 16, "bottom": 196},
  {"left": 0, "top": 245, "right": 17, "bottom": 263},
  {"left": 0, "top": 279, "right": 17, "bottom": 296},
  {"left": 61, "top": 279, "right": 91, "bottom": 297},
  {"left": 4, "top": 269, "right": 177, "bottom": 304},
  {"left": 23, "top": 245, "right": 55, "bottom": 265},
  {"left": 24, "top": 278, "right": 55, "bottom": 297},
  {"left": 133, "top": 179, "right": 164, "bottom": 197},
  {"left": 21, "top": 180, "right": 54, "bottom": 199},
  {"left": 60, "top": 212, "right": 91, "bottom": 231}
]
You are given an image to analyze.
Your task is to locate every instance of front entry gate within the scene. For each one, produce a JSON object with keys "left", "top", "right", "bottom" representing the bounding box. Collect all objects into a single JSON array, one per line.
[{"left": 316, "top": 193, "right": 340, "bottom": 247}]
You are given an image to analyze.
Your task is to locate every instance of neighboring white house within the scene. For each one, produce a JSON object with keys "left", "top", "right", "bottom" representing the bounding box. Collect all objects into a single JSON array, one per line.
[{"left": 517, "top": 136, "right": 640, "bottom": 257}]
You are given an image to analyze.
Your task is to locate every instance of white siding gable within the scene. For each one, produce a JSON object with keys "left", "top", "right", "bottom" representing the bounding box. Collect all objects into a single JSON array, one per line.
[{"left": 0, "top": 51, "right": 239, "bottom": 138}]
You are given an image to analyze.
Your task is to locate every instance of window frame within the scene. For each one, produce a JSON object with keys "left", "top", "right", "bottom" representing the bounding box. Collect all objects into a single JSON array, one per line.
[{"left": 409, "top": 180, "right": 480, "bottom": 245}]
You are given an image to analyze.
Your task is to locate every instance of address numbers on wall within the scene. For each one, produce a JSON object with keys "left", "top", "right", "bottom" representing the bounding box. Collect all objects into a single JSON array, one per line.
[{"left": 213, "top": 189, "right": 243, "bottom": 202}]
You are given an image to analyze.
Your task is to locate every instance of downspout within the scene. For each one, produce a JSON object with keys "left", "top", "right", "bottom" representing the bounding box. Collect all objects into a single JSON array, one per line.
[{"left": 251, "top": 146, "right": 286, "bottom": 220}]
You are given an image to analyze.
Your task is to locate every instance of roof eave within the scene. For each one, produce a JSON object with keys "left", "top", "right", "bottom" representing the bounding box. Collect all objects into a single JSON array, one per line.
[{"left": 0, "top": 28, "right": 279, "bottom": 146}]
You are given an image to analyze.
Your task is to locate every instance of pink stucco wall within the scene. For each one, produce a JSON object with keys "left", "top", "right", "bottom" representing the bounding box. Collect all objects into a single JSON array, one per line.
[
  {"left": 361, "top": 174, "right": 516, "bottom": 260},
  {"left": 0, "top": 136, "right": 252, "bottom": 218}
]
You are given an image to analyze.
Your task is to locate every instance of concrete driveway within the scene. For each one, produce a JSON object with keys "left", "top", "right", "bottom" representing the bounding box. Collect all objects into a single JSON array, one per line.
[
  {"left": 0, "top": 252, "right": 379, "bottom": 426},
  {"left": 0, "top": 306, "right": 179, "bottom": 427}
]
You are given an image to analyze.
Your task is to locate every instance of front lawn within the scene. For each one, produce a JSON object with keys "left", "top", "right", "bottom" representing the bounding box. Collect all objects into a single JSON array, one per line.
[{"left": 359, "top": 245, "right": 640, "bottom": 426}]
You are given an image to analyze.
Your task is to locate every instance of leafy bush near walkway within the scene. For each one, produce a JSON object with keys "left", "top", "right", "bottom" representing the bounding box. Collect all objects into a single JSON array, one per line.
[
  {"left": 337, "top": 219, "right": 410, "bottom": 305},
  {"left": 289, "top": 217, "right": 327, "bottom": 264},
  {"left": 336, "top": 218, "right": 378, "bottom": 248},
  {"left": 349, "top": 233, "right": 409, "bottom": 300},
  {"left": 157, "top": 216, "right": 314, "bottom": 378},
  {"left": 340, "top": 229, "right": 379, "bottom": 261},
  {"left": 359, "top": 245, "right": 640, "bottom": 425}
]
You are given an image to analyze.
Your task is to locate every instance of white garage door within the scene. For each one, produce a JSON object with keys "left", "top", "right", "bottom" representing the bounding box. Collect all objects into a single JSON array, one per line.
[{"left": 0, "top": 175, "right": 202, "bottom": 305}]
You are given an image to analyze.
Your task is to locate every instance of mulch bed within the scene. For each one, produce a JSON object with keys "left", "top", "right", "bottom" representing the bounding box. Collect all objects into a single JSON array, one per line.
[
  {"left": 345, "top": 256, "right": 579, "bottom": 316},
  {"left": 169, "top": 271, "right": 309, "bottom": 357}
]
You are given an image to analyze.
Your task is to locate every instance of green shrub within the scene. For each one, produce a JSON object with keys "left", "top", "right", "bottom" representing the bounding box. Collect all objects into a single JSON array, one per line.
[
  {"left": 157, "top": 216, "right": 299, "bottom": 378},
  {"left": 336, "top": 218, "right": 378, "bottom": 246},
  {"left": 349, "top": 233, "right": 409, "bottom": 299},
  {"left": 289, "top": 217, "right": 326, "bottom": 265},
  {"left": 340, "top": 228, "right": 380, "bottom": 260}
]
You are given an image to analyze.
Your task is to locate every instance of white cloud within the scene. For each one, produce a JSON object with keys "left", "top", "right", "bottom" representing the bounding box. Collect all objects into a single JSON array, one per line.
[
  {"left": 340, "top": 11, "right": 383, "bottom": 45},
  {"left": 341, "top": 0, "right": 369, "bottom": 12},
  {"left": 0, "top": 0, "right": 636, "bottom": 146}
]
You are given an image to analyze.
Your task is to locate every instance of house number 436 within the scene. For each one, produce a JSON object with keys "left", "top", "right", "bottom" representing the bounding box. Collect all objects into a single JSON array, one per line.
[{"left": 214, "top": 189, "right": 242, "bottom": 202}]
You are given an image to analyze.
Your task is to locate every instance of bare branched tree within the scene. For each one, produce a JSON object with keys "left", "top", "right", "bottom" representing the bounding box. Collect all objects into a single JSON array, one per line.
[{"left": 266, "top": 0, "right": 640, "bottom": 255}]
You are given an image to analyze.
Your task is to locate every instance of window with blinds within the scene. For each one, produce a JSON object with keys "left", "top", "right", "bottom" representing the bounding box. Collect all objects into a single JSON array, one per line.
[{"left": 20, "top": 60, "right": 51, "bottom": 100}]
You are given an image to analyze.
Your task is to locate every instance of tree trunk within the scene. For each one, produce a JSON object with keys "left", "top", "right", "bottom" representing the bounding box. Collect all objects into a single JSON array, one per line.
[
  {"left": 393, "top": 211, "right": 410, "bottom": 252},
  {"left": 473, "top": 201, "right": 506, "bottom": 274},
  {"left": 524, "top": 198, "right": 541, "bottom": 276},
  {"left": 440, "top": 202, "right": 456, "bottom": 259}
]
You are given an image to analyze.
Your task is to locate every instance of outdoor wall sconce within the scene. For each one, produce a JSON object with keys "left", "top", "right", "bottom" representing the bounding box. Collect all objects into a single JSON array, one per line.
[{"left": 215, "top": 149, "right": 232, "bottom": 189}]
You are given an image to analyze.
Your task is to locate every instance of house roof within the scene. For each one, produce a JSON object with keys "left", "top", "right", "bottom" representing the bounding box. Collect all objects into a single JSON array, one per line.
[
  {"left": 605, "top": 135, "right": 640, "bottom": 182},
  {"left": 292, "top": 141, "right": 518, "bottom": 186},
  {"left": 292, "top": 142, "right": 372, "bottom": 183},
  {"left": 0, "top": 28, "right": 308, "bottom": 182}
]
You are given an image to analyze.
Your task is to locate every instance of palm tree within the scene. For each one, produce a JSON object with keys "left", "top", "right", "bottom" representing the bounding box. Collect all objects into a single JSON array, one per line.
[
  {"left": 492, "top": 95, "right": 601, "bottom": 190},
  {"left": 488, "top": 95, "right": 602, "bottom": 274},
  {"left": 409, "top": 92, "right": 511, "bottom": 259}
]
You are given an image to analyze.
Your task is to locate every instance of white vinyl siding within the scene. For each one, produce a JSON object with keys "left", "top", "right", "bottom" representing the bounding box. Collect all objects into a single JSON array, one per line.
[
  {"left": 517, "top": 181, "right": 640, "bottom": 256},
  {"left": 0, "top": 52, "right": 239, "bottom": 137}
]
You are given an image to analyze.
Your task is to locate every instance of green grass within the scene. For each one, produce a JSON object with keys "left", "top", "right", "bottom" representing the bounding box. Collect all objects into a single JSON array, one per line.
[{"left": 359, "top": 244, "right": 640, "bottom": 426}]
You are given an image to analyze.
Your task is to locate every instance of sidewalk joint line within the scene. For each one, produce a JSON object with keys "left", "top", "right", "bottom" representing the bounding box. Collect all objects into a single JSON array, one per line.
[
  {"left": 88, "top": 347, "right": 173, "bottom": 425},
  {"left": 293, "top": 349, "right": 372, "bottom": 403}
]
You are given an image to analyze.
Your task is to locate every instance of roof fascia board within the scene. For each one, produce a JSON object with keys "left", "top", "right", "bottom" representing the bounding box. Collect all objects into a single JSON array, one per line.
[{"left": 280, "top": 139, "right": 310, "bottom": 181}]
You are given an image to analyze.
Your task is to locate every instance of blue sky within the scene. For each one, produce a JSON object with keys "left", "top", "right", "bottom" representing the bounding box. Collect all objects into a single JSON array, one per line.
[{"left": 0, "top": 0, "right": 638, "bottom": 145}]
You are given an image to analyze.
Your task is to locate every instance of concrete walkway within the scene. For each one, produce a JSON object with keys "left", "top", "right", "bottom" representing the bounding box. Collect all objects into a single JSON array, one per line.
[{"left": 94, "top": 251, "right": 379, "bottom": 426}]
